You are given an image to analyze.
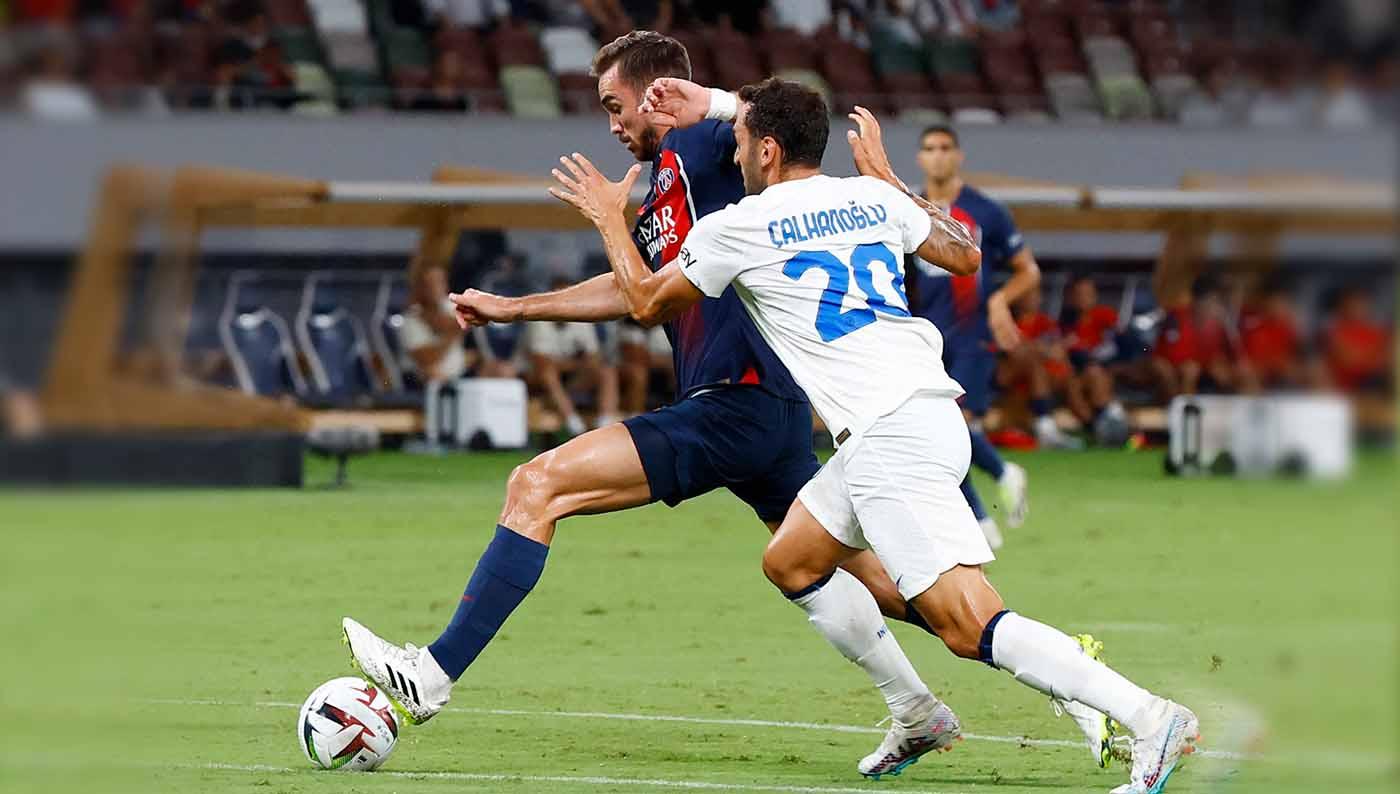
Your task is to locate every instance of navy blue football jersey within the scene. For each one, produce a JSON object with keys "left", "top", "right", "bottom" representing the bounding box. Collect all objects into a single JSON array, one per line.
[
  {"left": 907, "top": 184, "right": 1025, "bottom": 352},
  {"left": 632, "top": 120, "right": 805, "bottom": 401}
]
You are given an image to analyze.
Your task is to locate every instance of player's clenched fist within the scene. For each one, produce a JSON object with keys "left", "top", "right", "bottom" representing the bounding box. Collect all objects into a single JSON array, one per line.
[
  {"left": 640, "top": 77, "right": 710, "bottom": 128},
  {"left": 448, "top": 289, "right": 519, "bottom": 328}
]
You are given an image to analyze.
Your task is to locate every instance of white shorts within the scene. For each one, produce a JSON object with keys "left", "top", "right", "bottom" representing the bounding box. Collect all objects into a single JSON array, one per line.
[
  {"left": 526, "top": 321, "right": 600, "bottom": 358},
  {"left": 797, "top": 391, "right": 994, "bottom": 601}
]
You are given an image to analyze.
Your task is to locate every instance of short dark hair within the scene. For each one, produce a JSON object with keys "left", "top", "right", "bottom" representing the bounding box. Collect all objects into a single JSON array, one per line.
[
  {"left": 920, "top": 125, "right": 960, "bottom": 147},
  {"left": 590, "top": 30, "right": 691, "bottom": 89},
  {"left": 737, "top": 77, "right": 829, "bottom": 169}
]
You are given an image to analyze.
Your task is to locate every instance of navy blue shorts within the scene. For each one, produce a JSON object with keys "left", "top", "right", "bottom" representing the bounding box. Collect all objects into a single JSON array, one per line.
[
  {"left": 944, "top": 346, "right": 997, "bottom": 417},
  {"left": 623, "top": 386, "right": 819, "bottom": 523}
]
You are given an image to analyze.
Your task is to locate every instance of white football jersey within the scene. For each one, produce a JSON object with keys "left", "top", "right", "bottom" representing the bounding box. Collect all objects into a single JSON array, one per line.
[{"left": 677, "top": 174, "right": 964, "bottom": 438}]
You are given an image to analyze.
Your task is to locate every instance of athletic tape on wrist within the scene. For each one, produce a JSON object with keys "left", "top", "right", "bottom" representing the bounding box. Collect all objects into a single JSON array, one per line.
[{"left": 705, "top": 88, "right": 738, "bottom": 122}]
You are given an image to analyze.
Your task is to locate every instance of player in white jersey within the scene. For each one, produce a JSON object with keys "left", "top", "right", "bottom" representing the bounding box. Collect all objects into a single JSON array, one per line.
[{"left": 549, "top": 77, "right": 1198, "bottom": 794}]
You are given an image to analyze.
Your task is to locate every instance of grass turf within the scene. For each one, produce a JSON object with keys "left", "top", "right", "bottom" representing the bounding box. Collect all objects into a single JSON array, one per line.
[{"left": 1, "top": 449, "right": 1395, "bottom": 793}]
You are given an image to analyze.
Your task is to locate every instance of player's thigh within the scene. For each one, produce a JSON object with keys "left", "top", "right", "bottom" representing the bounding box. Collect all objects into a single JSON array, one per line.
[
  {"left": 764, "top": 486, "right": 864, "bottom": 592},
  {"left": 845, "top": 395, "right": 992, "bottom": 602},
  {"left": 724, "top": 398, "right": 821, "bottom": 524},
  {"left": 501, "top": 423, "right": 652, "bottom": 538}
]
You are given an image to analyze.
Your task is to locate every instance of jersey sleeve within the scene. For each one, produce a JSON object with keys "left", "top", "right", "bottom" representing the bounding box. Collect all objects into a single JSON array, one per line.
[
  {"left": 675, "top": 212, "right": 740, "bottom": 298},
  {"left": 711, "top": 121, "right": 737, "bottom": 162},
  {"left": 876, "top": 179, "right": 932, "bottom": 254},
  {"left": 985, "top": 200, "right": 1026, "bottom": 262}
]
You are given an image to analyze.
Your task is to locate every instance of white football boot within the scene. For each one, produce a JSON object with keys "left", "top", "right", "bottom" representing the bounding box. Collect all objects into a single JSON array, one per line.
[
  {"left": 1052, "top": 634, "right": 1129, "bottom": 768},
  {"left": 342, "top": 617, "right": 452, "bottom": 725},
  {"left": 979, "top": 516, "right": 1004, "bottom": 551},
  {"left": 998, "top": 462, "right": 1029, "bottom": 528},
  {"left": 1035, "top": 415, "right": 1086, "bottom": 451},
  {"left": 1110, "top": 700, "right": 1200, "bottom": 794},
  {"left": 858, "top": 699, "right": 962, "bottom": 780}
]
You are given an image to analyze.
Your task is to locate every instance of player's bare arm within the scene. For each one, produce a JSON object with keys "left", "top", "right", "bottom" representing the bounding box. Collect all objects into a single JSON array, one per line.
[
  {"left": 986, "top": 247, "right": 1041, "bottom": 350},
  {"left": 845, "top": 107, "right": 980, "bottom": 276},
  {"left": 640, "top": 77, "right": 733, "bottom": 127},
  {"left": 549, "top": 152, "right": 704, "bottom": 327},
  {"left": 449, "top": 273, "right": 630, "bottom": 329}
]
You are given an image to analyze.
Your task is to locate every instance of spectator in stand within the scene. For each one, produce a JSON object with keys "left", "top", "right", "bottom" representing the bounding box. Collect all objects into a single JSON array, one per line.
[
  {"left": 1247, "top": 59, "right": 1310, "bottom": 127},
  {"left": 19, "top": 41, "right": 99, "bottom": 121},
  {"left": 1001, "top": 287, "right": 1082, "bottom": 449},
  {"left": 404, "top": 49, "right": 468, "bottom": 112},
  {"left": 1369, "top": 54, "right": 1398, "bottom": 125},
  {"left": 1179, "top": 66, "right": 1243, "bottom": 127},
  {"left": 0, "top": 370, "right": 44, "bottom": 440},
  {"left": 868, "top": 0, "right": 939, "bottom": 47},
  {"left": 1060, "top": 276, "right": 1130, "bottom": 445},
  {"left": 1315, "top": 59, "right": 1375, "bottom": 129},
  {"left": 471, "top": 252, "right": 529, "bottom": 379},
  {"left": 416, "top": 0, "right": 507, "bottom": 30},
  {"left": 1322, "top": 287, "right": 1392, "bottom": 395},
  {"left": 687, "top": 0, "right": 763, "bottom": 34},
  {"left": 580, "top": 0, "right": 672, "bottom": 38},
  {"left": 401, "top": 265, "right": 476, "bottom": 383},
  {"left": 1152, "top": 277, "right": 1237, "bottom": 398},
  {"left": 524, "top": 275, "right": 620, "bottom": 436},
  {"left": 617, "top": 318, "right": 671, "bottom": 416},
  {"left": 1236, "top": 282, "right": 1306, "bottom": 393},
  {"left": 766, "top": 0, "right": 831, "bottom": 36}
]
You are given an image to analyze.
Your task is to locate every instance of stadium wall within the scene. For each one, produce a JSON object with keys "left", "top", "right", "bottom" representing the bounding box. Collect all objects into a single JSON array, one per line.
[{"left": 0, "top": 117, "right": 1393, "bottom": 255}]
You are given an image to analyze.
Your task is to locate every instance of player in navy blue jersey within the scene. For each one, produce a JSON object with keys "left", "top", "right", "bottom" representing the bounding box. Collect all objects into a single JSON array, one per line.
[
  {"left": 343, "top": 34, "right": 956, "bottom": 764},
  {"left": 904, "top": 126, "right": 1068, "bottom": 550}
]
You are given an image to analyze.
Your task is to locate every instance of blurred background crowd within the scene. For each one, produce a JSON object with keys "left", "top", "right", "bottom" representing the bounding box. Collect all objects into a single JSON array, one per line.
[{"left": 3, "top": 0, "right": 1396, "bottom": 127}]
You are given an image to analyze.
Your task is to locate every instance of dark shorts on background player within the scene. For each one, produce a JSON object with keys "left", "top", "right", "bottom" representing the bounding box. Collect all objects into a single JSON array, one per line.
[
  {"left": 943, "top": 346, "right": 997, "bottom": 417},
  {"left": 623, "top": 386, "right": 819, "bottom": 523}
]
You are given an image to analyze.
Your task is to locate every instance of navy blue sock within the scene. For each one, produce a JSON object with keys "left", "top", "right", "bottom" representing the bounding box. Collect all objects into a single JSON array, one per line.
[
  {"left": 960, "top": 475, "right": 988, "bottom": 521},
  {"left": 1030, "top": 397, "right": 1053, "bottom": 418},
  {"left": 428, "top": 525, "right": 549, "bottom": 681},
  {"left": 969, "top": 429, "right": 1007, "bottom": 480},
  {"left": 901, "top": 601, "right": 937, "bottom": 636}
]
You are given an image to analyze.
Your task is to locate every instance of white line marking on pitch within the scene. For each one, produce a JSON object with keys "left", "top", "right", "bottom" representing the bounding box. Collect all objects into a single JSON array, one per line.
[
  {"left": 143, "top": 698, "right": 1395, "bottom": 771},
  {"left": 192, "top": 762, "right": 970, "bottom": 793}
]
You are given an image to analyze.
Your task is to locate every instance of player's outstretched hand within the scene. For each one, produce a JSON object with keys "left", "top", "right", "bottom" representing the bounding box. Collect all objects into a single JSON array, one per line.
[
  {"left": 987, "top": 294, "right": 1024, "bottom": 351},
  {"left": 549, "top": 152, "right": 643, "bottom": 228},
  {"left": 640, "top": 77, "right": 709, "bottom": 128},
  {"left": 846, "top": 106, "right": 898, "bottom": 185},
  {"left": 449, "top": 289, "right": 519, "bottom": 328}
]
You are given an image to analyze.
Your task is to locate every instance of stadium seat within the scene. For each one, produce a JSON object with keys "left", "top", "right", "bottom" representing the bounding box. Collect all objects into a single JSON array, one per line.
[
  {"left": 382, "top": 27, "right": 431, "bottom": 72},
  {"left": 925, "top": 37, "right": 981, "bottom": 77},
  {"left": 296, "top": 277, "right": 380, "bottom": 403},
  {"left": 773, "top": 68, "right": 831, "bottom": 108},
  {"left": 500, "top": 64, "right": 560, "bottom": 118},
  {"left": 220, "top": 275, "right": 309, "bottom": 398},
  {"left": 821, "top": 39, "right": 885, "bottom": 113},
  {"left": 491, "top": 24, "right": 546, "bottom": 67},
  {"left": 557, "top": 72, "right": 599, "bottom": 114},
  {"left": 274, "top": 28, "right": 323, "bottom": 65},
  {"left": 324, "top": 32, "right": 379, "bottom": 73},
  {"left": 265, "top": 0, "right": 313, "bottom": 29},
  {"left": 1097, "top": 73, "right": 1155, "bottom": 120},
  {"left": 880, "top": 72, "right": 945, "bottom": 115},
  {"left": 1083, "top": 36, "right": 1138, "bottom": 78},
  {"left": 371, "top": 274, "right": 416, "bottom": 392},
  {"left": 309, "top": 0, "right": 369, "bottom": 35},
  {"left": 761, "top": 29, "right": 819, "bottom": 73},
  {"left": 1045, "top": 72, "right": 1103, "bottom": 120},
  {"left": 540, "top": 26, "right": 597, "bottom": 75},
  {"left": 292, "top": 62, "right": 338, "bottom": 115},
  {"left": 867, "top": 28, "right": 924, "bottom": 77},
  {"left": 1150, "top": 73, "right": 1197, "bottom": 120}
]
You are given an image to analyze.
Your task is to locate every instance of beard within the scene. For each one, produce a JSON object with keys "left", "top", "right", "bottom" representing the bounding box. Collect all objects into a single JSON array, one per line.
[
  {"left": 633, "top": 125, "right": 662, "bottom": 161},
  {"left": 741, "top": 150, "right": 765, "bottom": 196}
]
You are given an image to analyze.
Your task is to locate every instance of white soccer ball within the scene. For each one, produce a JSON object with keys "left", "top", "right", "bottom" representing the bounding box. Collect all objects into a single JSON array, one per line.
[{"left": 297, "top": 677, "right": 399, "bottom": 771}]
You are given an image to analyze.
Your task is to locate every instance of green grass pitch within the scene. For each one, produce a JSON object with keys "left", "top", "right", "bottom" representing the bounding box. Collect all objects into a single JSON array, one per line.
[{"left": 2, "top": 450, "right": 1394, "bottom": 793}]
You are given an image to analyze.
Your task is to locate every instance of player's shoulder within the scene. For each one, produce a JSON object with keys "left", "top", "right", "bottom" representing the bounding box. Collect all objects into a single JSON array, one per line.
[{"left": 661, "top": 120, "right": 730, "bottom": 158}]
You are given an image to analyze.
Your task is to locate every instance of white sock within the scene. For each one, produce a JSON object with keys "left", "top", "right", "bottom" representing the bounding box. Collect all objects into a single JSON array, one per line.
[
  {"left": 789, "top": 569, "right": 933, "bottom": 723},
  {"left": 988, "top": 612, "right": 1158, "bottom": 734}
]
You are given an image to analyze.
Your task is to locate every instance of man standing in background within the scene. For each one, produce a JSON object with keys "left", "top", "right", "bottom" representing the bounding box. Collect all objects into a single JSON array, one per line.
[{"left": 905, "top": 126, "right": 1057, "bottom": 549}]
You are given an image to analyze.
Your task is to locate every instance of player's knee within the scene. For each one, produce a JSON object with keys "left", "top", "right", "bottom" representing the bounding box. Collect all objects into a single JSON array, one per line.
[
  {"left": 760, "top": 544, "right": 809, "bottom": 594},
  {"left": 504, "top": 455, "right": 563, "bottom": 524}
]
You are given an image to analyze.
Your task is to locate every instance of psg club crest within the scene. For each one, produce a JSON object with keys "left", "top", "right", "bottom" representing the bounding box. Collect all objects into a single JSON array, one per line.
[{"left": 657, "top": 167, "right": 676, "bottom": 193}]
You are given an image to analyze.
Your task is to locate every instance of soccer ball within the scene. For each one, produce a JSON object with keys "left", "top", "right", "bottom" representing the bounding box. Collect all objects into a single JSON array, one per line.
[{"left": 297, "top": 677, "right": 399, "bottom": 771}]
